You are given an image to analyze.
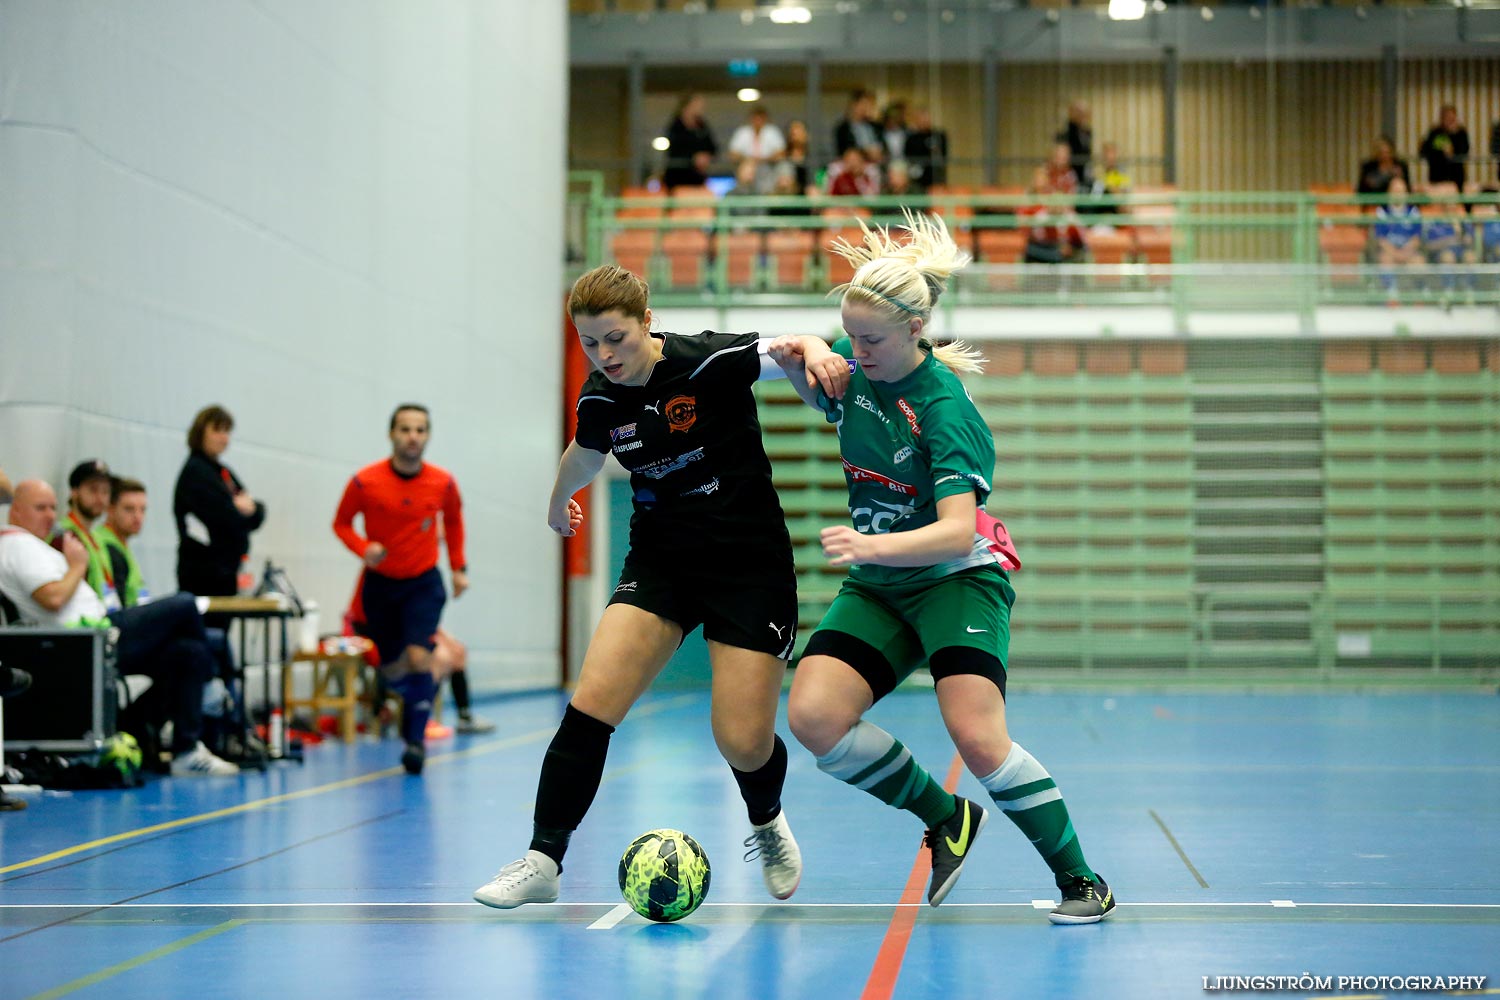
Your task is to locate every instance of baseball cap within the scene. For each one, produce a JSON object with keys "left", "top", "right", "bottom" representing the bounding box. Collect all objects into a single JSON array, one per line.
[{"left": 68, "top": 459, "right": 112, "bottom": 489}]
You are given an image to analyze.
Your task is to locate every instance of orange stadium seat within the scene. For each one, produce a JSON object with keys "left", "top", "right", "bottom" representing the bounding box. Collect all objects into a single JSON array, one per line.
[
  {"left": 660, "top": 229, "right": 712, "bottom": 289},
  {"left": 974, "top": 228, "right": 1027, "bottom": 291},
  {"left": 765, "top": 230, "right": 817, "bottom": 289},
  {"left": 610, "top": 229, "right": 655, "bottom": 280},
  {"left": 1085, "top": 229, "right": 1132, "bottom": 287},
  {"left": 720, "top": 231, "right": 763, "bottom": 290},
  {"left": 1319, "top": 224, "right": 1369, "bottom": 285}
]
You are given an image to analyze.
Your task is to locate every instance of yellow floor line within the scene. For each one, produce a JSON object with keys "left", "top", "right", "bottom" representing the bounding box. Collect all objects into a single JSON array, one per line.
[
  {"left": 0, "top": 725, "right": 554, "bottom": 875},
  {"left": 3, "top": 691, "right": 702, "bottom": 876},
  {"left": 22, "top": 919, "right": 247, "bottom": 1000}
]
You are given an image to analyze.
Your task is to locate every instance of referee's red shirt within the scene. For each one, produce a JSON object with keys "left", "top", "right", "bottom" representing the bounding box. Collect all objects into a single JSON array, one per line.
[{"left": 333, "top": 460, "right": 466, "bottom": 580}]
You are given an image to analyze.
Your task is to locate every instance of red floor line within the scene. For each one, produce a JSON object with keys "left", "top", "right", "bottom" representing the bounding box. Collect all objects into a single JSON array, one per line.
[{"left": 859, "top": 751, "right": 966, "bottom": 1000}]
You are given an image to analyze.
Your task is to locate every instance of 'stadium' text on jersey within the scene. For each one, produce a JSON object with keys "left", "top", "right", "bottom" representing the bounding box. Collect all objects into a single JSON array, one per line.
[{"left": 574, "top": 331, "right": 792, "bottom": 563}]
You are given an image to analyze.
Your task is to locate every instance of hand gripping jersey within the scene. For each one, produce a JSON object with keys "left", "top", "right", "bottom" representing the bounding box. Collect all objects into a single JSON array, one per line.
[
  {"left": 574, "top": 331, "right": 792, "bottom": 567},
  {"left": 817, "top": 339, "right": 1014, "bottom": 587}
]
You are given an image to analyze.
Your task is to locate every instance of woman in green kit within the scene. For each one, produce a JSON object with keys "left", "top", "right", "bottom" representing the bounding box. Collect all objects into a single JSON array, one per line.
[{"left": 769, "top": 211, "right": 1115, "bottom": 923}]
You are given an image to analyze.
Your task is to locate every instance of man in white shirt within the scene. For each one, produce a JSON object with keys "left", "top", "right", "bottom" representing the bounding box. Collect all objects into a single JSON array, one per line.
[
  {"left": 727, "top": 105, "right": 786, "bottom": 194},
  {"left": 0, "top": 480, "right": 237, "bottom": 776}
]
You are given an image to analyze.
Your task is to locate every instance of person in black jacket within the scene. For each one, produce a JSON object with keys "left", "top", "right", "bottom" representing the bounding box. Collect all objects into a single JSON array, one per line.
[
  {"left": 174, "top": 404, "right": 265, "bottom": 598},
  {"left": 662, "top": 93, "right": 717, "bottom": 191},
  {"left": 1420, "top": 105, "right": 1470, "bottom": 189}
]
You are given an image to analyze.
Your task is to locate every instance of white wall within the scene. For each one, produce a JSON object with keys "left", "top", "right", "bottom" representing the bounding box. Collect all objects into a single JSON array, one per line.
[{"left": 0, "top": 0, "right": 568, "bottom": 691}]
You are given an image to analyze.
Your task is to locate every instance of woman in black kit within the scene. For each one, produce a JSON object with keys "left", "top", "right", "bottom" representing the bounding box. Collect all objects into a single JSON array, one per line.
[{"left": 474, "top": 265, "right": 848, "bottom": 911}]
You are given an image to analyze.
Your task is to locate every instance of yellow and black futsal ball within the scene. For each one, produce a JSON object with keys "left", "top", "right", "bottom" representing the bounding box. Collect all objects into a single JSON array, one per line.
[{"left": 618, "top": 828, "right": 711, "bottom": 922}]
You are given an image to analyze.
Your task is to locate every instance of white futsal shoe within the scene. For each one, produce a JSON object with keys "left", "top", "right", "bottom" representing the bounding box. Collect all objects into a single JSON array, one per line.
[
  {"left": 743, "top": 811, "right": 802, "bottom": 900},
  {"left": 473, "top": 850, "right": 561, "bottom": 909}
]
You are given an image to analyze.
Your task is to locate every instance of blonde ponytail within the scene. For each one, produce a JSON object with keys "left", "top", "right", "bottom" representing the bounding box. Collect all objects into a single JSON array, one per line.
[{"left": 831, "top": 210, "right": 985, "bottom": 374}]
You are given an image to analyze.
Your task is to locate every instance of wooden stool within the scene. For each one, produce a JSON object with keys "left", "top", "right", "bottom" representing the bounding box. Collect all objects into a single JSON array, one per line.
[{"left": 282, "top": 651, "right": 364, "bottom": 741}]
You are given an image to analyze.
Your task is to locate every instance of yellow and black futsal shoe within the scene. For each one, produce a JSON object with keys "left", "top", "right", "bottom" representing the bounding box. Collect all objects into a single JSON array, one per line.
[
  {"left": 1049, "top": 874, "right": 1116, "bottom": 924},
  {"left": 924, "top": 796, "right": 989, "bottom": 906}
]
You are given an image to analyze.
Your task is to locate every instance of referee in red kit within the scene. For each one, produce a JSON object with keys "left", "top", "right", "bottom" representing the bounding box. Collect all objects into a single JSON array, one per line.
[{"left": 334, "top": 403, "right": 468, "bottom": 774}]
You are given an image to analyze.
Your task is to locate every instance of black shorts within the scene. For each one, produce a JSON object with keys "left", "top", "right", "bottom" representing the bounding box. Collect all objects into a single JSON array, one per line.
[
  {"left": 608, "top": 552, "right": 798, "bottom": 659},
  {"left": 361, "top": 567, "right": 446, "bottom": 666}
]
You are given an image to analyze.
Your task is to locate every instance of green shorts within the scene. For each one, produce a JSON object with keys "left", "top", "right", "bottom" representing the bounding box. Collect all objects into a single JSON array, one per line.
[{"left": 805, "top": 564, "right": 1015, "bottom": 697}]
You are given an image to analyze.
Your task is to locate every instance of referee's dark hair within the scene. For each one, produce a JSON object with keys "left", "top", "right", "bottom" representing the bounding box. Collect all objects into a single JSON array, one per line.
[
  {"left": 390, "top": 403, "right": 430, "bottom": 431},
  {"left": 568, "top": 264, "right": 649, "bottom": 324}
]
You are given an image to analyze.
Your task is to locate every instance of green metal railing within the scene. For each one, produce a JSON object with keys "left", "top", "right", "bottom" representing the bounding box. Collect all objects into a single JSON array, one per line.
[{"left": 571, "top": 183, "right": 1500, "bottom": 322}]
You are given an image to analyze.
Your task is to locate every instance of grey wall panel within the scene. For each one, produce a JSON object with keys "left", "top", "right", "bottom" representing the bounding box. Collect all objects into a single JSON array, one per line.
[{"left": 0, "top": 0, "right": 567, "bottom": 691}]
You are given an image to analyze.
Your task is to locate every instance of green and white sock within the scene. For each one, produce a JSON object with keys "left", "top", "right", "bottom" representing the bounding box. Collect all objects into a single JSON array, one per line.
[
  {"left": 980, "top": 742, "right": 1096, "bottom": 882},
  {"left": 816, "top": 721, "right": 955, "bottom": 829}
]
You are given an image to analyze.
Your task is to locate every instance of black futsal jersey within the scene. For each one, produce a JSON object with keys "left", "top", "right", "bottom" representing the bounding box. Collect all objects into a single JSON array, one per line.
[{"left": 574, "top": 331, "right": 794, "bottom": 574}]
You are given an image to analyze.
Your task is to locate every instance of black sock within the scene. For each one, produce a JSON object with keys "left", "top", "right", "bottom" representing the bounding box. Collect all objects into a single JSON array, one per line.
[
  {"left": 730, "top": 733, "right": 788, "bottom": 827},
  {"left": 529, "top": 704, "right": 615, "bottom": 866},
  {"left": 450, "top": 670, "right": 471, "bottom": 715}
]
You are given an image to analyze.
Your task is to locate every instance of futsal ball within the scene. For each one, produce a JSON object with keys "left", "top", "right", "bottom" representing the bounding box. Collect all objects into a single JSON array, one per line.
[
  {"left": 618, "top": 828, "right": 711, "bottom": 922},
  {"left": 98, "top": 732, "right": 144, "bottom": 783}
]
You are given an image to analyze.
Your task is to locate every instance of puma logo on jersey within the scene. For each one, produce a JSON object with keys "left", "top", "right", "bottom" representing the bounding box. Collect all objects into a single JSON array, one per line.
[{"left": 644, "top": 401, "right": 661, "bottom": 415}]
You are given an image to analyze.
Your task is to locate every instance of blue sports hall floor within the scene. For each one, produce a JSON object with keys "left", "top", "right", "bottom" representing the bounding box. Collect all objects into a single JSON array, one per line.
[{"left": 3, "top": 688, "right": 1497, "bottom": 1000}]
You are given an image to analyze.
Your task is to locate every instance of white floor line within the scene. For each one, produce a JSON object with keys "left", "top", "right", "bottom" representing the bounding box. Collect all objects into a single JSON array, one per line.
[
  {"left": 585, "top": 903, "right": 635, "bottom": 930},
  {"left": 3, "top": 901, "right": 1498, "bottom": 910}
]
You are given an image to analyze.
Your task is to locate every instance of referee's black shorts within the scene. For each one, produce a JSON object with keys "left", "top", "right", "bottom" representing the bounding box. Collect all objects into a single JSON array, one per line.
[
  {"left": 360, "top": 567, "right": 446, "bottom": 666},
  {"left": 607, "top": 550, "right": 798, "bottom": 660}
]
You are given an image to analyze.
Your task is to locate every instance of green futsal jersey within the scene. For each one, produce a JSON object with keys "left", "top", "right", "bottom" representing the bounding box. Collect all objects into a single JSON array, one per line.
[{"left": 817, "top": 339, "right": 1001, "bottom": 587}]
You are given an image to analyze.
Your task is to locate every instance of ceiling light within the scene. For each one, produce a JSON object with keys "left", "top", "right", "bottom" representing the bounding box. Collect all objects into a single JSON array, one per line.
[
  {"left": 652, "top": 136, "right": 671, "bottom": 152},
  {"left": 769, "top": 6, "right": 812, "bottom": 24},
  {"left": 737, "top": 88, "right": 762, "bottom": 102},
  {"left": 1108, "top": 0, "right": 1146, "bottom": 19}
]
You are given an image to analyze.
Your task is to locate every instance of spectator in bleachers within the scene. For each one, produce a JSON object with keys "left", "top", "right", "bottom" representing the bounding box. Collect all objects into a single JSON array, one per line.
[
  {"left": 728, "top": 104, "right": 785, "bottom": 194},
  {"left": 825, "top": 146, "right": 881, "bottom": 198},
  {"left": 904, "top": 105, "right": 948, "bottom": 192},
  {"left": 1420, "top": 105, "right": 1470, "bottom": 189},
  {"left": 834, "top": 89, "right": 884, "bottom": 165},
  {"left": 880, "top": 100, "right": 908, "bottom": 169},
  {"left": 1086, "top": 141, "right": 1131, "bottom": 216},
  {"left": 765, "top": 163, "right": 811, "bottom": 223},
  {"left": 1056, "top": 99, "right": 1093, "bottom": 188},
  {"left": 175, "top": 404, "right": 265, "bottom": 604},
  {"left": 1422, "top": 181, "right": 1469, "bottom": 293},
  {"left": 783, "top": 119, "right": 813, "bottom": 193},
  {"left": 0, "top": 480, "right": 237, "bottom": 776},
  {"left": 1374, "top": 177, "right": 1424, "bottom": 298},
  {"left": 1020, "top": 167, "right": 1084, "bottom": 264},
  {"left": 1357, "top": 135, "right": 1412, "bottom": 196},
  {"left": 663, "top": 93, "right": 718, "bottom": 191},
  {"left": 59, "top": 460, "right": 117, "bottom": 611},
  {"left": 1469, "top": 187, "right": 1500, "bottom": 265},
  {"left": 1045, "top": 142, "right": 1080, "bottom": 195},
  {"left": 885, "top": 159, "right": 916, "bottom": 204},
  {"left": 0, "top": 466, "right": 12, "bottom": 505}
]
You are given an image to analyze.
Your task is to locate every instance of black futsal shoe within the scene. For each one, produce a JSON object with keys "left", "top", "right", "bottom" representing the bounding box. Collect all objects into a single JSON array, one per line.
[
  {"left": 1050, "top": 873, "right": 1115, "bottom": 924},
  {"left": 924, "top": 796, "right": 989, "bottom": 906}
]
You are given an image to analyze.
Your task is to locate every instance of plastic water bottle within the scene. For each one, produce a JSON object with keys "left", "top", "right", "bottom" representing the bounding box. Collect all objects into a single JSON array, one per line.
[
  {"left": 236, "top": 556, "right": 254, "bottom": 596},
  {"left": 269, "top": 706, "right": 285, "bottom": 756}
]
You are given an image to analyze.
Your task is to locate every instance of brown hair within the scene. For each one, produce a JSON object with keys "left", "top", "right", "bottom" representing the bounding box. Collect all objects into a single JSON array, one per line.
[
  {"left": 567, "top": 265, "right": 649, "bottom": 324},
  {"left": 187, "top": 405, "right": 234, "bottom": 451},
  {"left": 109, "top": 477, "right": 147, "bottom": 504}
]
